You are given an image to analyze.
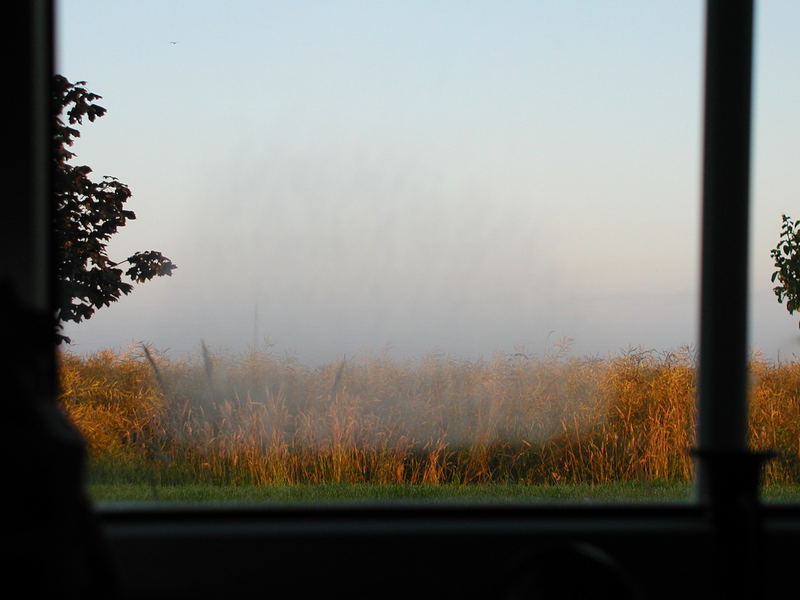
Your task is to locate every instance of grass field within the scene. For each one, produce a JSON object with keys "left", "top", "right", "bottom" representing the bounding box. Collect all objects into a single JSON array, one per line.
[
  {"left": 89, "top": 481, "right": 691, "bottom": 503},
  {"left": 60, "top": 344, "right": 800, "bottom": 502},
  {"left": 88, "top": 481, "right": 800, "bottom": 504}
]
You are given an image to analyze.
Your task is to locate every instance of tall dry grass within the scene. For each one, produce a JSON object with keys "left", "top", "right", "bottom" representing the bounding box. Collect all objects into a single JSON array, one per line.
[{"left": 57, "top": 345, "right": 800, "bottom": 486}]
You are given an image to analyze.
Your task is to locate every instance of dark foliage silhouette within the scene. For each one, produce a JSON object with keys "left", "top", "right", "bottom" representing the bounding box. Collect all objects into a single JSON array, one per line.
[
  {"left": 771, "top": 214, "right": 800, "bottom": 328},
  {"left": 53, "top": 75, "right": 176, "bottom": 343}
]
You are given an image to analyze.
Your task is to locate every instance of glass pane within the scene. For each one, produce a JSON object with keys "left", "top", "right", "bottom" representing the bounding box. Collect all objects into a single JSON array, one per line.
[
  {"left": 750, "top": 0, "right": 800, "bottom": 502},
  {"left": 56, "top": 0, "right": 702, "bottom": 504}
]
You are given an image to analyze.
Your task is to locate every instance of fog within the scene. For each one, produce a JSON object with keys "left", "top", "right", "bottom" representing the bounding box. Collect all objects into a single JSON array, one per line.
[{"left": 57, "top": 1, "right": 800, "bottom": 365}]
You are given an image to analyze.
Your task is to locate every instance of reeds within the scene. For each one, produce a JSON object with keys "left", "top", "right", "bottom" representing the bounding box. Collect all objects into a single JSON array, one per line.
[{"left": 57, "top": 345, "right": 800, "bottom": 487}]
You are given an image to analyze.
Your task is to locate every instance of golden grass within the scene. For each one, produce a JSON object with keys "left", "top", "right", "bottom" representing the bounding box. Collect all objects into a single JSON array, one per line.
[{"left": 58, "top": 346, "right": 800, "bottom": 486}]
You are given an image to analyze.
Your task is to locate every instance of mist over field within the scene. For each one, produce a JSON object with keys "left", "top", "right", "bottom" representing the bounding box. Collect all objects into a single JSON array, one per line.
[{"left": 56, "top": 1, "right": 800, "bottom": 365}]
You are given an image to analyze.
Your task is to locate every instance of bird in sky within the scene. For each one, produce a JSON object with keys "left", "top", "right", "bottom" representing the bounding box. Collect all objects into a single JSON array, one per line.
[{"left": 170, "top": 41, "right": 177, "bottom": 45}]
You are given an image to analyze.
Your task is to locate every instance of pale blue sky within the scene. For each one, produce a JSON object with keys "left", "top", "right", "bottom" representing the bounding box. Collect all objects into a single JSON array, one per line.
[{"left": 57, "top": 1, "right": 800, "bottom": 363}]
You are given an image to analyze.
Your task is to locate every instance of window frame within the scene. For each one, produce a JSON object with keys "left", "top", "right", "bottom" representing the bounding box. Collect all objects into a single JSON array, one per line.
[{"left": 11, "top": 1, "right": 800, "bottom": 598}]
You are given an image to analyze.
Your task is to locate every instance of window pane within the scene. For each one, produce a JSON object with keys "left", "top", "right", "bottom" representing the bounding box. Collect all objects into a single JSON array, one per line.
[
  {"left": 57, "top": 0, "right": 702, "bottom": 504},
  {"left": 750, "top": 0, "right": 800, "bottom": 502}
]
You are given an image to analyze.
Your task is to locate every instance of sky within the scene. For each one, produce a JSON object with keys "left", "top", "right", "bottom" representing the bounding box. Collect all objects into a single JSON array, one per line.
[{"left": 56, "top": 1, "right": 800, "bottom": 365}]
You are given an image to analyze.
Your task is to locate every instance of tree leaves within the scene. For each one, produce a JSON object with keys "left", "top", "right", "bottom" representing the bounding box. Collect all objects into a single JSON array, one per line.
[
  {"left": 53, "top": 75, "right": 176, "bottom": 343},
  {"left": 770, "top": 214, "right": 800, "bottom": 327},
  {"left": 124, "top": 251, "right": 178, "bottom": 283}
]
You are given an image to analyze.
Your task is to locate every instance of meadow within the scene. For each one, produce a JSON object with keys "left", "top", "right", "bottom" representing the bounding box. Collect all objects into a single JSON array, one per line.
[{"left": 58, "top": 345, "right": 800, "bottom": 502}]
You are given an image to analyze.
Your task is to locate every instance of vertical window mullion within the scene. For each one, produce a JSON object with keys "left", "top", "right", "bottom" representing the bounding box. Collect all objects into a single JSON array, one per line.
[{"left": 696, "top": 0, "right": 754, "bottom": 495}]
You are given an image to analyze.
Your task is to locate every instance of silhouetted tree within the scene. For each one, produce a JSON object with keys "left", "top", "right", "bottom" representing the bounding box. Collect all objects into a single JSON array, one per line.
[
  {"left": 54, "top": 75, "right": 176, "bottom": 343},
  {"left": 771, "top": 214, "right": 800, "bottom": 328}
]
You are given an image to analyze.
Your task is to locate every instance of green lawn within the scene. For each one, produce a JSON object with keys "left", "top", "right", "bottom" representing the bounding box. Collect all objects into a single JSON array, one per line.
[
  {"left": 88, "top": 481, "right": 800, "bottom": 505},
  {"left": 88, "top": 481, "right": 691, "bottom": 504}
]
